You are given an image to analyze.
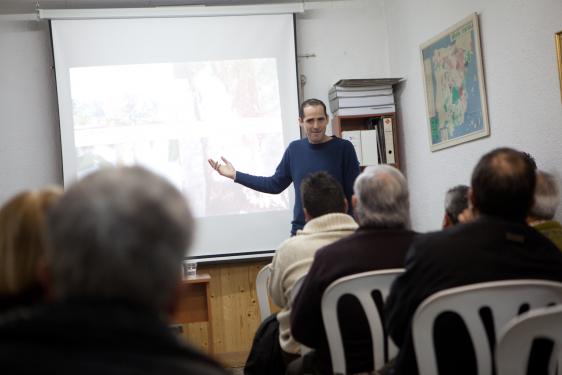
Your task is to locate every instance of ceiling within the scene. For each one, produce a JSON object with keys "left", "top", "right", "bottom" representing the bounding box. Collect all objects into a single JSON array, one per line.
[{"left": 0, "top": 0, "right": 326, "bottom": 14}]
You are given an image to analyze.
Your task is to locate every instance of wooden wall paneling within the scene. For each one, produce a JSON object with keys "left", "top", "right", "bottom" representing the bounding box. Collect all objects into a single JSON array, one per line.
[{"left": 180, "top": 259, "right": 272, "bottom": 367}]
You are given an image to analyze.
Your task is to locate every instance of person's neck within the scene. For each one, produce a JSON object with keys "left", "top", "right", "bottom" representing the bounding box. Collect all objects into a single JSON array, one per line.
[
  {"left": 527, "top": 216, "right": 550, "bottom": 226},
  {"left": 308, "top": 135, "right": 332, "bottom": 144}
]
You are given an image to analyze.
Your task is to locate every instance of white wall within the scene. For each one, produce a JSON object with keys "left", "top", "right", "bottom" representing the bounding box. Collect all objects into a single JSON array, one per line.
[
  {"left": 297, "top": 0, "right": 389, "bottom": 134},
  {"left": 0, "top": 1, "right": 389, "bottom": 204},
  {"left": 383, "top": 0, "right": 562, "bottom": 232},
  {"left": 0, "top": 15, "right": 62, "bottom": 204}
]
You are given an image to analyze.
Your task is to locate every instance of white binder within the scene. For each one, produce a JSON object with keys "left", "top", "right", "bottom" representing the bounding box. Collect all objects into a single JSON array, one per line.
[
  {"left": 341, "top": 130, "right": 379, "bottom": 166},
  {"left": 360, "top": 129, "right": 379, "bottom": 166},
  {"left": 383, "top": 118, "right": 396, "bottom": 164},
  {"left": 341, "top": 130, "right": 363, "bottom": 165}
]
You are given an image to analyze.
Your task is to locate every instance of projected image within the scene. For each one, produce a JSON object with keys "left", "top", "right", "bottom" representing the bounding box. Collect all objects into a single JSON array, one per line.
[{"left": 69, "top": 59, "right": 289, "bottom": 217}]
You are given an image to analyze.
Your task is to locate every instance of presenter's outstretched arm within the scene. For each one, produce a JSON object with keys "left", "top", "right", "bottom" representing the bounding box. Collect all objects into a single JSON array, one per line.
[{"left": 208, "top": 157, "right": 236, "bottom": 180}]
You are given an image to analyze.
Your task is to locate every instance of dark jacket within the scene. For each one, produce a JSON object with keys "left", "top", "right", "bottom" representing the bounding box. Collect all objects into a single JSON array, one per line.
[
  {"left": 0, "top": 299, "right": 228, "bottom": 375},
  {"left": 291, "top": 226, "right": 417, "bottom": 374},
  {"left": 385, "top": 216, "right": 562, "bottom": 375},
  {"left": 0, "top": 284, "right": 44, "bottom": 315}
]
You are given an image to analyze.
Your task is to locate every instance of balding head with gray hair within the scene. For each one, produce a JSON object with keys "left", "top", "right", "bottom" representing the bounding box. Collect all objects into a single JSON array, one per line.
[
  {"left": 444, "top": 185, "right": 470, "bottom": 226},
  {"left": 353, "top": 165, "right": 410, "bottom": 228},
  {"left": 45, "top": 166, "right": 193, "bottom": 313},
  {"left": 529, "top": 171, "right": 560, "bottom": 220}
]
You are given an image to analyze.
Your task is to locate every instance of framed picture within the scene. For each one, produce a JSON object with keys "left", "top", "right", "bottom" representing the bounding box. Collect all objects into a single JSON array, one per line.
[
  {"left": 420, "top": 13, "right": 490, "bottom": 152},
  {"left": 554, "top": 31, "right": 562, "bottom": 100}
]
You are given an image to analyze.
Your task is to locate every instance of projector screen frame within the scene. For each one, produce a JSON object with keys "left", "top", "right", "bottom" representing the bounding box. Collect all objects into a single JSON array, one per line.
[
  {"left": 38, "top": 3, "right": 305, "bottom": 20},
  {"left": 47, "top": 8, "right": 303, "bottom": 262}
]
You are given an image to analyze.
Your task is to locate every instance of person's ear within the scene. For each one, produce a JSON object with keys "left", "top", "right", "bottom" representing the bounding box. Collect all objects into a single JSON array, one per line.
[
  {"left": 442, "top": 213, "right": 452, "bottom": 228},
  {"left": 303, "top": 207, "right": 313, "bottom": 222},
  {"left": 351, "top": 195, "right": 358, "bottom": 210},
  {"left": 468, "top": 188, "right": 476, "bottom": 208}
]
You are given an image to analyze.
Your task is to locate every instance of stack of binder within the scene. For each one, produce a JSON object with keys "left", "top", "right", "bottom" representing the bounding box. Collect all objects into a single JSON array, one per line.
[
  {"left": 329, "top": 78, "right": 401, "bottom": 116},
  {"left": 341, "top": 117, "right": 396, "bottom": 166}
]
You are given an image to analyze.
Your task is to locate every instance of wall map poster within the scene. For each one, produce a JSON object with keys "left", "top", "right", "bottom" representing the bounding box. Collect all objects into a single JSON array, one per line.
[{"left": 420, "top": 13, "right": 490, "bottom": 151}]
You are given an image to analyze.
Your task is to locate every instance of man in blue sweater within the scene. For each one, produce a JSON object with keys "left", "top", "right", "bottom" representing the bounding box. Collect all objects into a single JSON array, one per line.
[{"left": 208, "top": 99, "right": 360, "bottom": 235}]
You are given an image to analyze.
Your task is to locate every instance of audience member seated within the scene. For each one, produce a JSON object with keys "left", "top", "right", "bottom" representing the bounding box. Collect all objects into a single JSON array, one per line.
[
  {"left": 527, "top": 170, "right": 562, "bottom": 250},
  {"left": 269, "top": 171, "right": 358, "bottom": 360},
  {"left": 442, "top": 185, "right": 469, "bottom": 228},
  {"left": 290, "top": 165, "right": 416, "bottom": 375},
  {"left": 0, "top": 187, "right": 62, "bottom": 313},
  {"left": 245, "top": 172, "right": 357, "bottom": 375},
  {"left": 384, "top": 148, "right": 562, "bottom": 375},
  {"left": 0, "top": 167, "right": 227, "bottom": 375}
]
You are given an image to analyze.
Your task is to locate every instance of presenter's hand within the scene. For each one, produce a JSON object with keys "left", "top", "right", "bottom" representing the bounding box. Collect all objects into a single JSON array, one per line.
[{"left": 208, "top": 157, "right": 236, "bottom": 180}]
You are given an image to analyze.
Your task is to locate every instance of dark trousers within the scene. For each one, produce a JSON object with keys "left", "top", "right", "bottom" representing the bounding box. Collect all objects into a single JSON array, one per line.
[{"left": 244, "top": 314, "right": 285, "bottom": 375}]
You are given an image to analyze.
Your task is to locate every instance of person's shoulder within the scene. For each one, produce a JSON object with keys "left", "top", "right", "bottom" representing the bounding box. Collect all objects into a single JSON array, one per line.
[
  {"left": 314, "top": 230, "right": 359, "bottom": 259},
  {"left": 337, "top": 136, "right": 356, "bottom": 149},
  {"left": 409, "top": 226, "right": 457, "bottom": 254},
  {"left": 328, "top": 136, "right": 352, "bottom": 148},
  {"left": 276, "top": 234, "right": 305, "bottom": 255},
  {"left": 284, "top": 138, "right": 309, "bottom": 156},
  {"left": 287, "top": 138, "right": 307, "bottom": 148},
  {"left": 330, "top": 137, "right": 359, "bottom": 159}
]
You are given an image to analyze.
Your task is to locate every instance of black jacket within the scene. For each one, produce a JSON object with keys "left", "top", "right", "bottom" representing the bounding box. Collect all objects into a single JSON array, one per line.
[
  {"left": 291, "top": 226, "right": 417, "bottom": 374},
  {"left": 385, "top": 216, "right": 562, "bottom": 375},
  {"left": 0, "top": 299, "right": 227, "bottom": 375}
]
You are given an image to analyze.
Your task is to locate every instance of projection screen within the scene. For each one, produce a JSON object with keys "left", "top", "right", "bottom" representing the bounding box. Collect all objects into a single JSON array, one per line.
[{"left": 47, "top": 6, "right": 301, "bottom": 260}]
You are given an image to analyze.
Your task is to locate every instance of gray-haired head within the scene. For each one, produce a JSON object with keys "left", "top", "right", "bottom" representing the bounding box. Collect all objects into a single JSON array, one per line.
[
  {"left": 45, "top": 166, "right": 193, "bottom": 312},
  {"left": 444, "top": 185, "right": 470, "bottom": 225},
  {"left": 529, "top": 171, "right": 560, "bottom": 220},
  {"left": 353, "top": 165, "right": 410, "bottom": 228}
]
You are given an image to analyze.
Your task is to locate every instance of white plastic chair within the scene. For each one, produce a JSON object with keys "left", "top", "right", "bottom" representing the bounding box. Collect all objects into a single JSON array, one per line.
[
  {"left": 412, "top": 279, "right": 562, "bottom": 375},
  {"left": 256, "top": 263, "right": 272, "bottom": 322},
  {"left": 496, "top": 304, "right": 562, "bottom": 375},
  {"left": 321, "top": 268, "right": 405, "bottom": 374}
]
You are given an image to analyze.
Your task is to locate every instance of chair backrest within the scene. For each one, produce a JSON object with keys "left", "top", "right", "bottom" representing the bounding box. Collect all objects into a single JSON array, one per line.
[
  {"left": 496, "top": 304, "right": 562, "bottom": 375},
  {"left": 412, "top": 279, "right": 562, "bottom": 375},
  {"left": 321, "top": 268, "right": 405, "bottom": 375},
  {"left": 256, "top": 263, "right": 272, "bottom": 322}
]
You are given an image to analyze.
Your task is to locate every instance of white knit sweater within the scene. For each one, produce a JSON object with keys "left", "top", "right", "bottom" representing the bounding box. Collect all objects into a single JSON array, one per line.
[{"left": 267, "top": 213, "right": 358, "bottom": 354}]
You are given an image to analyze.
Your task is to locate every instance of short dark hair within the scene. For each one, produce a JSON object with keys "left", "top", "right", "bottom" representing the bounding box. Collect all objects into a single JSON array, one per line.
[
  {"left": 444, "top": 185, "right": 469, "bottom": 225},
  {"left": 299, "top": 98, "right": 328, "bottom": 119},
  {"left": 300, "top": 171, "right": 346, "bottom": 218},
  {"left": 471, "top": 148, "right": 536, "bottom": 222}
]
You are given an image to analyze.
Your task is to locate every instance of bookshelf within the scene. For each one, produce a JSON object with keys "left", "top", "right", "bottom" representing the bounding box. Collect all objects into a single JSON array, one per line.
[{"left": 332, "top": 112, "right": 400, "bottom": 170}]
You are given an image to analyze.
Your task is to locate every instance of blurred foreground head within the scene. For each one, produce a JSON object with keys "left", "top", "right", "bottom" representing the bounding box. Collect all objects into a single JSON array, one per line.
[
  {"left": 0, "top": 188, "right": 62, "bottom": 296},
  {"left": 46, "top": 166, "right": 193, "bottom": 313}
]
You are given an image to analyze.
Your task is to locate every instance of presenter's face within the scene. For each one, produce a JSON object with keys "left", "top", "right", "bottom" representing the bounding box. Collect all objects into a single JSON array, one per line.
[{"left": 300, "top": 105, "right": 329, "bottom": 144}]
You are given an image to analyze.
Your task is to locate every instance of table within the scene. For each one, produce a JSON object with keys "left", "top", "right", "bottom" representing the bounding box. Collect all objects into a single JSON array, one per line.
[{"left": 171, "top": 273, "right": 214, "bottom": 353}]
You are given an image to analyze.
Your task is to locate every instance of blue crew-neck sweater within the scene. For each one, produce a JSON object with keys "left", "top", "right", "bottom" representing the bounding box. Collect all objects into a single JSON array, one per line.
[{"left": 235, "top": 136, "right": 360, "bottom": 235}]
